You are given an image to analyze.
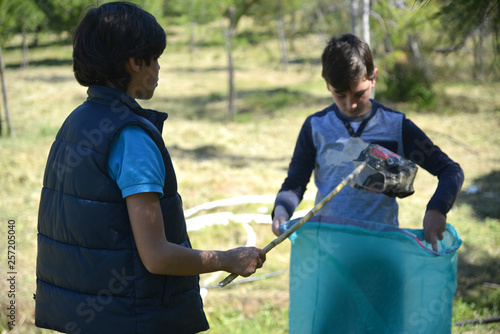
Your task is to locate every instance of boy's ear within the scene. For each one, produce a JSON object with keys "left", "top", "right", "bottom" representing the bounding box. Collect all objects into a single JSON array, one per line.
[
  {"left": 127, "top": 57, "right": 142, "bottom": 73},
  {"left": 370, "top": 68, "right": 378, "bottom": 88}
]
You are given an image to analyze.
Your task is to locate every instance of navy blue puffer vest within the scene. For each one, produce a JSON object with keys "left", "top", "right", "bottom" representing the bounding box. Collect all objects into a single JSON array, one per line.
[{"left": 35, "top": 86, "right": 209, "bottom": 334}]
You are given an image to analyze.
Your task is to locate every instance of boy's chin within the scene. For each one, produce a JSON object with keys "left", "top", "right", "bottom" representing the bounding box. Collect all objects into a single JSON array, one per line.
[
  {"left": 340, "top": 109, "right": 362, "bottom": 117},
  {"left": 135, "top": 91, "right": 155, "bottom": 100}
]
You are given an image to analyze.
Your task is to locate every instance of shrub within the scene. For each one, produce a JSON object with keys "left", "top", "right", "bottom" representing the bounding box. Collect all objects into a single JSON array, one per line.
[{"left": 382, "top": 55, "right": 436, "bottom": 110}]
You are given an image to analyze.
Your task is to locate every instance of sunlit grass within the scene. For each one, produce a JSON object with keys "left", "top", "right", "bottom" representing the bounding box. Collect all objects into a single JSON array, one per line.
[{"left": 0, "top": 31, "right": 499, "bottom": 333}]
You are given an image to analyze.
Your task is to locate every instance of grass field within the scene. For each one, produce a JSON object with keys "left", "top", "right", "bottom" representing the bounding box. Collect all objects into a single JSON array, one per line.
[{"left": 0, "top": 29, "right": 499, "bottom": 333}]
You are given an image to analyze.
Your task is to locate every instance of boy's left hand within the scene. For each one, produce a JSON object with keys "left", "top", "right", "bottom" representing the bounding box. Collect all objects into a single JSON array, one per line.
[{"left": 423, "top": 209, "right": 446, "bottom": 252}]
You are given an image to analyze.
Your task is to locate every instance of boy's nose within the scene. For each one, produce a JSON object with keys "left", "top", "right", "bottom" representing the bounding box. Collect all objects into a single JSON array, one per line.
[{"left": 348, "top": 98, "right": 357, "bottom": 109}]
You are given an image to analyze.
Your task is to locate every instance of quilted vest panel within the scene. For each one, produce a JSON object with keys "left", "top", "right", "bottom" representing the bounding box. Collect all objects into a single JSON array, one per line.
[{"left": 36, "top": 86, "right": 209, "bottom": 334}]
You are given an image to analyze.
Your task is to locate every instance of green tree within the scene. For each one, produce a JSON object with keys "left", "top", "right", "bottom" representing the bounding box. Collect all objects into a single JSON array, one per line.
[
  {"left": 218, "top": 0, "right": 261, "bottom": 122},
  {"left": 0, "top": 0, "right": 18, "bottom": 136},
  {"left": 250, "top": 0, "right": 303, "bottom": 70},
  {"left": 35, "top": 0, "right": 89, "bottom": 35},
  {"left": 0, "top": 0, "right": 45, "bottom": 136},
  {"left": 417, "top": 0, "right": 500, "bottom": 80},
  {"left": 371, "top": 1, "right": 438, "bottom": 108},
  {"left": 418, "top": 0, "right": 500, "bottom": 47},
  {"left": 177, "top": 0, "right": 220, "bottom": 52},
  {"left": 0, "top": 0, "right": 45, "bottom": 44}
]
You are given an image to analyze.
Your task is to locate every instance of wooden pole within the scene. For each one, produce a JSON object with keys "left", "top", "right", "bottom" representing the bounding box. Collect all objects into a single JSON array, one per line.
[{"left": 219, "top": 161, "right": 367, "bottom": 287}]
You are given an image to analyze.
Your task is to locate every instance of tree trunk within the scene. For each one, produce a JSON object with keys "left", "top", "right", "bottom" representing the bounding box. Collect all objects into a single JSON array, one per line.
[
  {"left": 276, "top": 1, "right": 288, "bottom": 71},
  {"left": 0, "top": 45, "right": 15, "bottom": 137},
  {"left": 362, "top": 0, "right": 370, "bottom": 46},
  {"left": 225, "top": 6, "right": 236, "bottom": 123},
  {"left": 21, "top": 25, "right": 29, "bottom": 69},
  {"left": 351, "top": 0, "right": 360, "bottom": 36},
  {"left": 289, "top": 9, "right": 298, "bottom": 53},
  {"left": 370, "top": 10, "right": 392, "bottom": 53},
  {"left": 189, "top": 21, "right": 196, "bottom": 54},
  {"left": 314, "top": 8, "right": 327, "bottom": 41},
  {"left": 408, "top": 34, "right": 433, "bottom": 87},
  {"left": 473, "top": 26, "right": 485, "bottom": 81},
  {"left": 32, "top": 25, "right": 43, "bottom": 48},
  {"left": 362, "top": 0, "right": 373, "bottom": 98}
]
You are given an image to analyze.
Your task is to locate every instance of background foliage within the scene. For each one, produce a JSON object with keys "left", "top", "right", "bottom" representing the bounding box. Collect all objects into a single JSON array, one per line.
[{"left": 0, "top": 0, "right": 499, "bottom": 333}]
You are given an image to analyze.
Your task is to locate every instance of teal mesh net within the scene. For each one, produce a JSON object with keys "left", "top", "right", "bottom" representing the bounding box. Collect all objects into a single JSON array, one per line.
[{"left": 281, "top": 216, "right": 461, "bottom": 334}]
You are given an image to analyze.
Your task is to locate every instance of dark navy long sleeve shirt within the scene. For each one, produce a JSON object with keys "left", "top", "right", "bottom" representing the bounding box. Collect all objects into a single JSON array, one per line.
[{"left": 275, "top": 101, "right": 464, "bottom": 223}]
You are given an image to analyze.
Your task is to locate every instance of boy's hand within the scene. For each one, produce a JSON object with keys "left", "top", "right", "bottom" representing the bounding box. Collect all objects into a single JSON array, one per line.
[
  {"left": 272, "top": 205, "right": 289, "bottom": 236},
  {"left": 225, "top": 247, "right": 266, "bottom": 277},
  {"left": 423, "top": 209, "right": 446, "bottom": 252}
]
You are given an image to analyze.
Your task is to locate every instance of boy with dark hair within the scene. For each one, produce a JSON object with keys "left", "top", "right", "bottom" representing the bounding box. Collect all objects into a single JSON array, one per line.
[
  {"left": 271, "top": 34, "right": 464, "bottom": 251},
  {"left": 35, "top": 2, "right": 265, "bottom": 333}
]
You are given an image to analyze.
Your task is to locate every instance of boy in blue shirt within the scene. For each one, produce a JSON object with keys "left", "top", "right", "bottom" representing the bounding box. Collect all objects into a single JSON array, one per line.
[
  {"left": 36, "top": 2, "right": 265, "bottom": 333},
  {"left": 271, "top": 34, "right": 464, "bottom": 251}
]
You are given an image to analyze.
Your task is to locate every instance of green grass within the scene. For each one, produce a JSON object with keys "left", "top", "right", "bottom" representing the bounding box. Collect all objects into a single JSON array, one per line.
[{"left": 0, "top": 29, "right": 499, "bottom": 333}]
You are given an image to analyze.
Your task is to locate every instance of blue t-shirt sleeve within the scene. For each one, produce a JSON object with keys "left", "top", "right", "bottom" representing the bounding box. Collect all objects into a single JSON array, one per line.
[{"left": 108, "top": 125, "right": 166, "bottom": 198}]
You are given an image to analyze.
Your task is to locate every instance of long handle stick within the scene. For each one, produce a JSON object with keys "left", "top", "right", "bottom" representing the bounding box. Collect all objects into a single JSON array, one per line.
[{"left": 219, "top": 161, "right": 367, "bottom": 287}]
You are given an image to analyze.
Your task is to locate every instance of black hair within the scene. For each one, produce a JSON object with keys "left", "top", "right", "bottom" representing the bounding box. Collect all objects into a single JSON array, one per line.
[
  {"left": 73, "top": 1, "right": 166, "bottom": 92},
  {"left": 321, "top": 34, "right": 374, "bottom": 92}
]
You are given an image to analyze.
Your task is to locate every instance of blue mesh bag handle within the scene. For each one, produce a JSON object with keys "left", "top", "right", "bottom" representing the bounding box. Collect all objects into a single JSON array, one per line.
[{"left": 281, "top": 216, "right": 462, "bottom": 334}]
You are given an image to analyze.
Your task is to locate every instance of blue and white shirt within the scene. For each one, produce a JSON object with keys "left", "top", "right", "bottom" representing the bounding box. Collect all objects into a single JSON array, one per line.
[{"left": 275, "top": 100, "right": 464, "bottom": 226}]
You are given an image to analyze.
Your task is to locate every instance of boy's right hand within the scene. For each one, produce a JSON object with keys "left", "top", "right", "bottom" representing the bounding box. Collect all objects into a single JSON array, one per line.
[
  {"left": 225, "top": 247, "right": 266, "bottom": 277},
  {"left": 272, "top": 205, "right": 289, "bottom": 236}
]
